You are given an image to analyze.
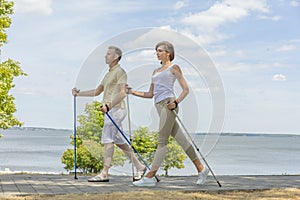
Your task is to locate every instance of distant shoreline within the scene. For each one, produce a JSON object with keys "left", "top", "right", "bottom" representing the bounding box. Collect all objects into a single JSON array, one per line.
[
  {"left": 5, "top": 126, "right": 72, "bottom": 132},
  {"left": 4, "top": 127, "right": 299, "bottom": 136},
  {"left": 1, "top": 129, "right": 299, "bottom": 176}
]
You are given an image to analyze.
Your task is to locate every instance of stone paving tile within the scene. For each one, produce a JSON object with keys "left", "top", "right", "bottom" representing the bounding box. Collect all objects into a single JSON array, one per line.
[{"left": 0, "top": 174, "right": 299, "bottom": 197}]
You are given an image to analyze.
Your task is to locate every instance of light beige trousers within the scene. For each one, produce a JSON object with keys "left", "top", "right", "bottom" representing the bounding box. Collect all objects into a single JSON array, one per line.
[{"left": 150, "top": 98, "right": 198, "bottom": 171}]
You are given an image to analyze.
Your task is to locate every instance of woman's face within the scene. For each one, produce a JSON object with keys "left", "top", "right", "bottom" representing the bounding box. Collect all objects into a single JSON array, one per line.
[{"left": 156, "top": 45, "right": 170, "bottom": 61}]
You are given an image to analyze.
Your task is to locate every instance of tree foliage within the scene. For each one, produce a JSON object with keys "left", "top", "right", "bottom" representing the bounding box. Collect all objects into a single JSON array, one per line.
[
  {"left": 132, "top": 126, "right": 187, "bottom": 176},
  {"left": 61, "top": 101, "right": 126, "bottom": 174},
  {"left": 132, "top": 126, "right": 158, "bottom": 163},
  {"left": 0, "top": 0, "right": 26, "bottom": 130},
  {"left": 77, "top": 101, "right": 104, "bottom": 143},
  {"left": 0, "top": 0, "right": 14, "bottom": 46},
  {"left": 61, "top": 100, "right": 188, "bottom": 175},
  {"left": 61, "top": 137, "right": 102, "bottom": 174},
  {"left": 163, "top": 136, "right": 187, "bottom": 176}
]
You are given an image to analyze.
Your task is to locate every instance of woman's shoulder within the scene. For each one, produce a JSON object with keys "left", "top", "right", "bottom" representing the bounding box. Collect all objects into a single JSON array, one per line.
[
  {"left": 171, "top": 63, "right": 180, "bottom": 68},
  {"left": 171, "top": 64, "right": 181, "bottom": 70},
  {"left": 170, "top": 64, "right": 182, "bottom": 74},
  {"left": 152, "top": 67, "right": 160, "bottom": 75}
]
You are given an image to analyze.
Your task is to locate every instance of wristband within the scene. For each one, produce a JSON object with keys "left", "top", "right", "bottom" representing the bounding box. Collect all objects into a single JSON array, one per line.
[
  {"left": 170, "top": 100, "right": 178, "bottom": 110},
  {"left": 105, "top": 104, "right": 110, "bottom": 112},
  {"left": 174, "top": 100, "right": 178, "bottom": 108}
]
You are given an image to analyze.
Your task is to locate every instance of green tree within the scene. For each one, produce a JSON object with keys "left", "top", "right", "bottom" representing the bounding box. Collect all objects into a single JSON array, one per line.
[
  {"left": 0, "top": 0, "right": 13, "bottom": 46},
  {"left": 61, "top": 101, "right": 126, "bottom": 174},
  {"left": 77, "top": 101, "right": 104, "bottom": 142},
  {"left": 132, "top": 126, "right": 187, "bottom": 176},
  {"left": 163, "top": 136, "right": 187, "bottom": 176},
  {"left": 132, "top": 126, "right": 158, "bottom": 164},
  {"left": 61, "top": 136, "right": 103, "bottom": 174},
  {"left": 0, "top": 0, "right": 26, "bottom": 131},
  {"left": 62, "top": 100, "right": 187, "bottom": 175}
]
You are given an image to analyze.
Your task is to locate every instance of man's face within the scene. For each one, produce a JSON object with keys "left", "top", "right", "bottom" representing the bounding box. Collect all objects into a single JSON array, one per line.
[{"left": 105, "top": 49, "right": 117, "bottom": 65}]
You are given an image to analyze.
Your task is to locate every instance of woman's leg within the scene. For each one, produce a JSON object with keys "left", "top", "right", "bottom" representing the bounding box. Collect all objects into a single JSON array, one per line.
[
  {"left": 170, "top": 110, "right": 204, "bottom": 173},
  {"left": 146, "top": 100, "right": 176, "bottom": 178}
]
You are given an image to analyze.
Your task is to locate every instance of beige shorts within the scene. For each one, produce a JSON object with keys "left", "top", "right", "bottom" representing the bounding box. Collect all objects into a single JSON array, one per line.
[{"left": 101, "top": 107, "right": 127, "bottom": 144}]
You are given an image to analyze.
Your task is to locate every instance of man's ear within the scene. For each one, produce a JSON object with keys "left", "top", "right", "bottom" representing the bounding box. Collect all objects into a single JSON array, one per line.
[{"left": 114, "top": 54, "right": 119, "bottom": 61}]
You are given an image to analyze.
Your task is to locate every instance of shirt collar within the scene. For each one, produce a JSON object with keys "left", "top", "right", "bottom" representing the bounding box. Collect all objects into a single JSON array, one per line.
[{"left": 109, "top": 64, "right": 120, "bottom": 72}]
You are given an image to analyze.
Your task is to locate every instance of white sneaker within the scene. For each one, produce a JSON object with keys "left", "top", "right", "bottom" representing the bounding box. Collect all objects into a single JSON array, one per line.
[
  {"left": 197, "top": 167, "right": 209, "bottom": 185},
  {"left": 133, "top": 177, "right": 156, "bottom": 187}
]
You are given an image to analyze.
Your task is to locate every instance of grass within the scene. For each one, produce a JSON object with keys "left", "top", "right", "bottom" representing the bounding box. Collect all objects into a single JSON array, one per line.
[{"left": 1, "top": 188, "right": 299, "bottom": 200}]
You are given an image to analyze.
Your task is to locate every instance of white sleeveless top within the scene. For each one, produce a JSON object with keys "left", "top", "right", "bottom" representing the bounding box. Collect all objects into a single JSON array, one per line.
[{"left": 152, "top": 65, "right": 176, "bottom": 103}]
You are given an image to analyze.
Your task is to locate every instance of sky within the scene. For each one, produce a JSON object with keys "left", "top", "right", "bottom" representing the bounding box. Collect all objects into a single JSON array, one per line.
[{"left": 2, "top": 0, "right": 300, "bottom": 134}]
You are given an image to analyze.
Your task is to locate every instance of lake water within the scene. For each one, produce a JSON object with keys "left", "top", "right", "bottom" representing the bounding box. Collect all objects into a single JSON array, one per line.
[{"left": 0, "top": 129, "right": 299, "bottom": 176}]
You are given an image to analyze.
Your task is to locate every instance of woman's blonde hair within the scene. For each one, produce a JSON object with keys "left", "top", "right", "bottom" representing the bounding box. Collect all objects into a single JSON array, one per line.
[{"left": 155, "top": 41, "right": 175, "bottom": 61}]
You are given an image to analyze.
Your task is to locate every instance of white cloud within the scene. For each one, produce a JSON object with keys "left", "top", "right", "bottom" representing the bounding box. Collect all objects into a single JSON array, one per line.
[
  {"left": 259, "top": 15, "right": 281, "bottom": 21},
  {"left": 209, "top": 48, "right": 245, "bottom": 58},
  {"left": 290, "top": 0, "right": 299, "bottom": 7},
  {"left": 272, "top": 74, "right": 286, "bottom": 81},
  {"left": 209, "top": 49, "right": 228, "bottom": 57},
  {"left": 216, "top": 62, "right": 250, "bottom": 71},
  {"left": 173, "top": 1, "right": 187, "bottom": 10},
  {"left": 216, "top": 61, "right": 282, "bottom": 72},
  {"left": 124, "top": 50, "right": 154, "bottom": 63},
  {"left": 276, "top": 44, "right": 297, "bottom": 52},
  {"left": 14, "top": 0, "right": 165, "bottom": 16},
  {"left": 14, "top": 0, "right": 53, "bottom": 15},
  {"left": 180, "top": 0, "right": 269, "bottom": 45}
]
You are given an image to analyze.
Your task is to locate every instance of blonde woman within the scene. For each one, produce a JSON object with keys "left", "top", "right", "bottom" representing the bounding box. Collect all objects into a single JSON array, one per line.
[{"left": 127, "top": 41, "right": 209, "bottom": 187}]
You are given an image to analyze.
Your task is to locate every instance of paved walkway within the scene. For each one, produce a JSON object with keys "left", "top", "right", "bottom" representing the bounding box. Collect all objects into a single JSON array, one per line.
[{"left": 0, "top": 174, "right": 299, "bottom": 197}]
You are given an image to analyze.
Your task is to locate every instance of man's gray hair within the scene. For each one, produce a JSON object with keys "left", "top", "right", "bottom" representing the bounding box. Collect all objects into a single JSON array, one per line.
[{"left": 108, "top": 46, "right": 122, "bottom": 61}]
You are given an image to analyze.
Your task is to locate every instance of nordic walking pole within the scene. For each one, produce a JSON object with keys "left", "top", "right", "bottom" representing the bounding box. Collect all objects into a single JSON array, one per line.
[
  {"left": 73, "top": 95, "right": 78, "bottom": 179},
  {"left": 105, "top": 112, "right": 160, "bottom": 182},
  {"left": 126, "top": 95, "right": 135, "bottom": 181},
  {"left": 172, "top": 110, "right": 221, "bottom": 187}
]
